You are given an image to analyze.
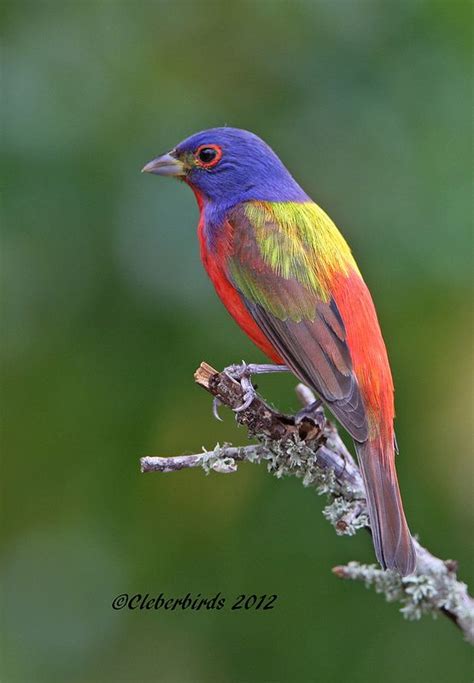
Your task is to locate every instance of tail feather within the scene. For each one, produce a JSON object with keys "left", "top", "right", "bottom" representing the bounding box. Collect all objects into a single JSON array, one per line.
[{"left": 355, "top": 440, "right": 416, "bottom": 576}]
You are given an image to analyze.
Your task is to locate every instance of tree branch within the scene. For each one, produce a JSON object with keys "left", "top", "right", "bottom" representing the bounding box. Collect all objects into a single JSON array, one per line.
[{"left": 140, "top": 361, "right": 474, "bottom": 644}]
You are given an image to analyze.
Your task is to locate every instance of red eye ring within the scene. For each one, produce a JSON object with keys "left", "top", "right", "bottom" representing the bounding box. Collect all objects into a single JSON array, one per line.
[{"left": 195, "top": 144, "right": 223, "bottom": 168}]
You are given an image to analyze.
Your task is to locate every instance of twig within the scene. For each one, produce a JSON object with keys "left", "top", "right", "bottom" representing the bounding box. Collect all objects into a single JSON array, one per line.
[
  {"left": 141, "top": 446, "right": 267, "bottom": 474},
  {"left": 140, "top": 361, "right": 474, "bottom": 644}
]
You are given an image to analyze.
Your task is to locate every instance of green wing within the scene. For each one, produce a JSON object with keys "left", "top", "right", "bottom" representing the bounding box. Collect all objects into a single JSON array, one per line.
[{"left": 227, "top": 201, "right": 368, "bottom": 442}]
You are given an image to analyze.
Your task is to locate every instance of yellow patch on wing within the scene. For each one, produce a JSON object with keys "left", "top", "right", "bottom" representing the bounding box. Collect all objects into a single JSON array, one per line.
[{"left": 244, "top": 201, "right": 359, "bottom": 301}]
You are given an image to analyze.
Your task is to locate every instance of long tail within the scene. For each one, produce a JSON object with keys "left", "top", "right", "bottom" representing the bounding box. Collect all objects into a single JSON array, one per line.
[{"left": 355, "top": 439, "right": 416, "bottom": 576}]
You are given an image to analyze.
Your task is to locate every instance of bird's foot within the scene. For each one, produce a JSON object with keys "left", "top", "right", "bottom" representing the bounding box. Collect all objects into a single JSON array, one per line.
[
  {"left": 212, "top": 397, "right": 224, "bottom": 422},
  {"left": 294, "top": 399, "right": 326, "bottom": 430},
  {"left": 223, "top": 362, "right": 289, "bottom": 380},
  {"left": 212, "top": 361, "right": 288, "bottom": 418}
]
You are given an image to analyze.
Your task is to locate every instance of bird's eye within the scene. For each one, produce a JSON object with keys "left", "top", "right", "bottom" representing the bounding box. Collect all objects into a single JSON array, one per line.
[
  {"left": 195, "top": 144, "right": 222, "bottom": 168},
  {"left": 198, "top": 148, "right": 216, "bottom": 163}
]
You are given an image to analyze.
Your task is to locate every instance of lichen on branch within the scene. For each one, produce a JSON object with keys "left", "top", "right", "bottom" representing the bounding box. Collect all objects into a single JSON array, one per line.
[{"left": 140, "top": 361, "right": 474, "bottom": 644}]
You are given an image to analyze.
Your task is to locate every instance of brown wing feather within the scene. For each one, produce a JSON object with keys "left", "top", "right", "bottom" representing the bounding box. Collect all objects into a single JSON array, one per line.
[
  {"left": 227, "top": 208, "right": 368, "bottom": 442},
  {"left": 244, "top": 297, "right": 368, "bottom": 441}
]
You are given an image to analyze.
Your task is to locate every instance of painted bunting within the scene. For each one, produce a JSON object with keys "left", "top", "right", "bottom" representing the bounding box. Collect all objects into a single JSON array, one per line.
[{"left": 143, "top": 128, "right": 416, "bottom": 575}]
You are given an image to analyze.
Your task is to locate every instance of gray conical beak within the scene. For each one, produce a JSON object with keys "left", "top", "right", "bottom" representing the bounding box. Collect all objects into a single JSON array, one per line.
[{"left": 141, "top": 152, "right": 185, "bottom": 176}]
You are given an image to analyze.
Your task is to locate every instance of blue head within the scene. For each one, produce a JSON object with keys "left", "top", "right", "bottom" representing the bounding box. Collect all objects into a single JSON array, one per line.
[{"left": 143, "top": 128, "right": 309, "bottom": 209}]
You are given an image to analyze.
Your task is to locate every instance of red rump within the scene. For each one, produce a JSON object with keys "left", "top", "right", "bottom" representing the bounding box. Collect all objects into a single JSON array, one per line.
[{"left": 331, "top": 268, "right": 394, "bottom": 447}]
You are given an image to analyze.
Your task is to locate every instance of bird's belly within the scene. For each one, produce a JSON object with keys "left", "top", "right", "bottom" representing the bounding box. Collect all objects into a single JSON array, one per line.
[{"left": 199, "top": 226, "right": 283, "bottom": 363}]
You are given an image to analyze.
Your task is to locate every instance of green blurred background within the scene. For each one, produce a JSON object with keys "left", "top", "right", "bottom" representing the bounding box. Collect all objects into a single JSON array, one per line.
[{"left": 1, "top": 1, "right": 472, "bottom": 681}]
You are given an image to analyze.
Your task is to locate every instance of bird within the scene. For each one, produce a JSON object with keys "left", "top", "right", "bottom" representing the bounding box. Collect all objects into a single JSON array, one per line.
[{"left": 142, "top": 127, "right": 416, "bottom": 576}]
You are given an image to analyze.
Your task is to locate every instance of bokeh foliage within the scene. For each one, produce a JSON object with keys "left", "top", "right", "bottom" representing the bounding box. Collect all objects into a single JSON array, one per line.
[{"left": 1, "top": 1, "right": 472, "bottom": 681}]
